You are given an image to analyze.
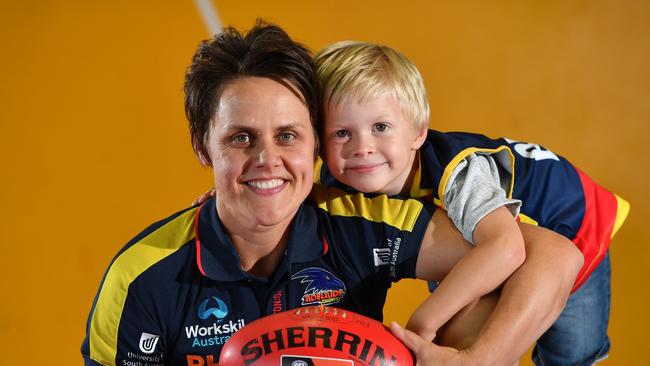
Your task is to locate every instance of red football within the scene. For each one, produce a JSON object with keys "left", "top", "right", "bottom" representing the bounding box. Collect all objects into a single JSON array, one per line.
[{"left": 219, "top": 306, "right": 414, "bottom": 366}]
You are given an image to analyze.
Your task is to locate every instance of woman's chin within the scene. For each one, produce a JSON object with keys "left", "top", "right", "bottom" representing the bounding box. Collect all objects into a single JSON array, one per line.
[{"left": 248, "top": 208, "right": 295, "bottom": 228}]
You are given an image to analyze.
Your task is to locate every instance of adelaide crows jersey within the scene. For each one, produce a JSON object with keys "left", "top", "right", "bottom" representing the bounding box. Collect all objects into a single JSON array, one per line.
[
  {"left": 81, "top": 186, "right": 434, "bottom": 366},
  {"left": 316, "top": 129, "right": 629, "bottom": 290}
]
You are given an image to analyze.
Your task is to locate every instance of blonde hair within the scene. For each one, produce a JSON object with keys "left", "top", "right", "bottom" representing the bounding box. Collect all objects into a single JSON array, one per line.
[{"left": 314, "top": 40, "right": 430, "bottom": 128}]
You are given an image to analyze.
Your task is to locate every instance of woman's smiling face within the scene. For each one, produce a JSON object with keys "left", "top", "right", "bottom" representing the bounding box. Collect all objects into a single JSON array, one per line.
[{"left": 207, "top": 76, "right": 316, "bottom": 229}]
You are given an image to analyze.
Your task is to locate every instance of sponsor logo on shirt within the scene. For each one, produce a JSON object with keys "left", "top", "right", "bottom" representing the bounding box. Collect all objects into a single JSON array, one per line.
[
  {"left": 184, "top": 295, "right": 246, "bottom": 349},
  {"left": 126, "top": 351, "right": 163, "bottom": 365},
  {"left": 386, "top": 237, "right": 402, "bottom": 278},
  {"left": 186, "top": 354, "right": 218, "bottom": 365},
  {"left": 374, "top": 238, "right": 403, "bottom": 274},
  {"left": 272, "top": 290, "right": 284, "bottom": 314},
  {"left": 291, "top": 267, "right": 346, "bottom": 306},
  {"left": 373, "top": 248, "right": 391, "bottom": 266},
  {"left": 198, "top": 296, "right": 229, "bottom": 321},
  {"left": 138, "top": 332, "right": 160, "bottom": 354}
]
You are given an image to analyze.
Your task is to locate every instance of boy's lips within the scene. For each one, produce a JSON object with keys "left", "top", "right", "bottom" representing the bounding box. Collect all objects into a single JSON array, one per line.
[{"left": 346, "top": 162, "right": 386, "bottom": 174}]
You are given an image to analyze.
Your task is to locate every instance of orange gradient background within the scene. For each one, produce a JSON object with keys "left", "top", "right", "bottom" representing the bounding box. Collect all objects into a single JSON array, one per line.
[{"left": 0, "top": 1, "right": 648, "bottom": 364}]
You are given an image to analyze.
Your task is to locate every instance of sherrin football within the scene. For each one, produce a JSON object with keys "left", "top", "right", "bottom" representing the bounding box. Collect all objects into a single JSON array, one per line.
[{"left": 219, "top": 306, "right": 414, "bottom": 366}]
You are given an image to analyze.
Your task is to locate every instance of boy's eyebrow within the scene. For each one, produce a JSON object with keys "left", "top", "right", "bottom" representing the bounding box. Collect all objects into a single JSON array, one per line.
[
  {"left": 325, "top": 114, "right": 394, "bottom": 129},
  {"left": 338, "top": 113, "right": 394, "bottom": 122},
  {"left": 370, "top": 113, "right": 392, "bottom": 120}
]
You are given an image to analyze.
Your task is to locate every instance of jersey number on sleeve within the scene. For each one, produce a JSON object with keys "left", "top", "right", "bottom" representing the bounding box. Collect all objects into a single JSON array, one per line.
[{"left": 504, "top": 138, "right": 560, "bottom": 161}]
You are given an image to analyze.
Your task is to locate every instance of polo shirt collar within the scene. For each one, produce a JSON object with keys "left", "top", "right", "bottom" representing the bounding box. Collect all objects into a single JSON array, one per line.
[{"left": 195, "top": 198, "right": 323, "bottom": 281}]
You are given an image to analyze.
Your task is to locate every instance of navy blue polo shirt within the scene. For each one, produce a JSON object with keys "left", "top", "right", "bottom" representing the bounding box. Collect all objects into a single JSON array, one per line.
[{"left": 82, "top": 186, "right": 435, "bottom": 366}]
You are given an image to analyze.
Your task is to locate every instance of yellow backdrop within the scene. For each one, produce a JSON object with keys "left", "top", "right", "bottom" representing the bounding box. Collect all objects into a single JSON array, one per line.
[{"left": 1, "top": 1, "right": 647, "bottom": 364}]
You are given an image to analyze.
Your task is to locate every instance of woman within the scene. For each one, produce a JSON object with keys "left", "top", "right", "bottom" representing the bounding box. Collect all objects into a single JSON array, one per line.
[{"left": 82, "top": 21, "right": 582, "bottom": 366}]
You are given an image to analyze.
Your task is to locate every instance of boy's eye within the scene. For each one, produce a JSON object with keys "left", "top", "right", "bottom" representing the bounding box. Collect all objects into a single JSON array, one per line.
[
  {"left": 334, "top": 130, "right": 350, "bottom": 138},
  {"left": 232, "top": 133, "right": 251, "bottom": 145},
  {"left": 373, "top": 123, "right": 389, "bottom": 133}
]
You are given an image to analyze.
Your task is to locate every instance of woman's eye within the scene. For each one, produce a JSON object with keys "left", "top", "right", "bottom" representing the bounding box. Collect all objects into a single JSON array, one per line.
[
  {"left": 373, "top": 123, "right": 389, "bottom": 132},
  {"left": 334, "top": 130, "right": 349, "bottom": 138},
  {"left": 232, "top": 134, "right": 250, "bottom": 145},
  {"left": 278, "top": 132, "right": 295, "bottom": 142}
]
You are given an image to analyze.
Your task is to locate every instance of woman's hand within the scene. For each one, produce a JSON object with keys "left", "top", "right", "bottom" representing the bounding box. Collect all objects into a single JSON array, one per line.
[{"left": 390, "top": 322, "right": 473, "bottom": 366}]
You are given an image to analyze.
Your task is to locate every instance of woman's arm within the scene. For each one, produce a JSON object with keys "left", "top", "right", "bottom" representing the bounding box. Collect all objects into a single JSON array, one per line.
[{"left": 409, "top": 221, "right": 583, "bottom": 365}]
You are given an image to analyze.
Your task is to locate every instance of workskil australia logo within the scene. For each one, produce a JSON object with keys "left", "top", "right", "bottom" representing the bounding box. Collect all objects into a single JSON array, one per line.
[
  {"left": 291, "top": 267, "right": 346, "bottom": 306},
  {"left": 198, "top": 296, "right": 228, "bottom": 321},
  {"left": 185, "top": 295, "right": 245, "bottom": 349}
]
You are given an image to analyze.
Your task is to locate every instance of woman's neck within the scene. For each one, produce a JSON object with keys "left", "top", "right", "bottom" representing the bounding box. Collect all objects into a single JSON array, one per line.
[
  {"left": 217, "top": 207, "right": 294, "bottom": 278},
  {"left": 231, "top": 228, "right": 291, "bottom": 278}
]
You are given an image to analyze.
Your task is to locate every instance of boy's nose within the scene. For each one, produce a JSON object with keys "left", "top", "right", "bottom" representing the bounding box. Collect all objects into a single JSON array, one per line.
[{"left": 351, "top": 135, "right": 375, "bottom": 157}]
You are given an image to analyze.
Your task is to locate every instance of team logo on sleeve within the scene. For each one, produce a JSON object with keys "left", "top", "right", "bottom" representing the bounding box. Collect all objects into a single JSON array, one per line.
[
  {"left": 291, "top": 267, "right": 346, "bottom": 306},
  {"left": 138, "top": 332, "right": 160, "bottom": 354}
]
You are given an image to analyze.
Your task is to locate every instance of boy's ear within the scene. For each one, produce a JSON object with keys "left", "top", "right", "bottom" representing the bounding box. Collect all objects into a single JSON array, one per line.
[{"left": 411, "top": 123, "right": 428, "bottom": 150}]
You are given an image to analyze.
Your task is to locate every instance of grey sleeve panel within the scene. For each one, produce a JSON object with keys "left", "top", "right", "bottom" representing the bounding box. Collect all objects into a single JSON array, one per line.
[{"left": 444, "top": 153, "right": 521, "bottom": 244}]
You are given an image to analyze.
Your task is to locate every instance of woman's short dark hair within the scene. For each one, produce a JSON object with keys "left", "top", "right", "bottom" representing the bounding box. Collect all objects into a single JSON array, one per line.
[{"left": 184, "top": 20, "right": 320, "bottom": 165}]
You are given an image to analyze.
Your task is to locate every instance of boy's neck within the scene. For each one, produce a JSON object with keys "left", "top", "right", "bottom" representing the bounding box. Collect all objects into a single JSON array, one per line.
[{"left": 398, "top": 150, "right": 420, "bottom": 196}]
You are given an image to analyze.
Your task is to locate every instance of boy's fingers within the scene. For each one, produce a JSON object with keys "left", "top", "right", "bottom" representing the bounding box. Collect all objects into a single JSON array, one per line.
[{"left": 192, "top": 188, "right": 216, "bottom": 206}]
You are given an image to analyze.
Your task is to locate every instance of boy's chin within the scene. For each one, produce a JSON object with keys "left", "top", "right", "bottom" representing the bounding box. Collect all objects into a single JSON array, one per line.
[{"left": 345, "top": 179, "right": 390, "bottom": 195}]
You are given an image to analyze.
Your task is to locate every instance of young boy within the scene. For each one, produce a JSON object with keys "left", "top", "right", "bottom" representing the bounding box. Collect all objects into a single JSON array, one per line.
[
  {"left": 315, "top": 40, "right": 526, "bottom": 341},
  {"left": 313, "top": 41, "right": 629, "bottom": 365}
]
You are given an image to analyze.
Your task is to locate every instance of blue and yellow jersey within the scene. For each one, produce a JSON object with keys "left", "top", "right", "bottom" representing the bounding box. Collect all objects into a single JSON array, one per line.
[
  {"left": 81, "top": 186, "right": 435, "bottom": 366},
  {"left": 316, "top": 129, "right": 629, "bottom": 291}
]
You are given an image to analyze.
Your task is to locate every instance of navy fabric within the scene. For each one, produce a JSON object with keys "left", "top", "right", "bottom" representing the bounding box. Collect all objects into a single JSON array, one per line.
[{"left": 82, "top": 191, "right": 434, "bottom": 365}]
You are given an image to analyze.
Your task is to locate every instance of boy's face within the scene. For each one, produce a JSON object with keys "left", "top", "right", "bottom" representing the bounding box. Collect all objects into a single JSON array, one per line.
[{"left": 323, "top": 91, "right": 426, "bottom": 195}]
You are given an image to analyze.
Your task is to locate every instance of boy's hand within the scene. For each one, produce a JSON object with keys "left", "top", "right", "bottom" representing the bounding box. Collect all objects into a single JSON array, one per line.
[
  {"left": 390, "top": 322, "right": 473, "bottom": 366},
  {"left": 192, "top": 187, "right": 215, "bottom": 206}
]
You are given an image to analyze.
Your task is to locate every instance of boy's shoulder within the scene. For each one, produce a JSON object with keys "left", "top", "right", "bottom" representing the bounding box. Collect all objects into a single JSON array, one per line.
[
  {"left": 418, "top": 130, "right": 514, "bottom": 195},
  {"left": 423, "top": 129, "right": 508, "bottom": 154}
]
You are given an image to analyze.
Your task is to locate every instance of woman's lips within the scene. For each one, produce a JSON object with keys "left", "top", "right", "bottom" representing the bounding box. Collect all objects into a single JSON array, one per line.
[{"left": 245, "top": 178, "right": 287, "bottom": 195}]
